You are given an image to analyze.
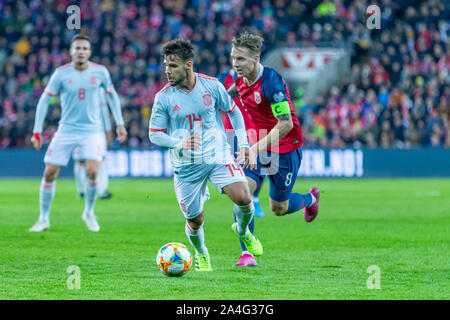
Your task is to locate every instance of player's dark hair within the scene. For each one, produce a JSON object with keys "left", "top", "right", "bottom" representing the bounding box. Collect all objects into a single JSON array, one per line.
[
  {"left": 232, "top": 32, "right": 263, "bottom": 56},
  {"left": 161, "top": 38, "right": 195, "bottom": 62},
  {"left": 70, "top": 34, "right": 92, "bottom": 46}
]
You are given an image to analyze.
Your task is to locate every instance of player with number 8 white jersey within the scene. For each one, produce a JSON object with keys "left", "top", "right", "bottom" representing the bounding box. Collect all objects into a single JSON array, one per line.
[
  {"left": 30, "top": 35, "right": 127, "bottom": 233},
  {"left": 34, "top": 61, "right": 119, "bottom": 165}
]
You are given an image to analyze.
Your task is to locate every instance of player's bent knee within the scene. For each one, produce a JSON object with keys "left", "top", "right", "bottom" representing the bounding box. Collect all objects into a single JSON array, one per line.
[
  {"left": 224, "top": 182, "right": 251, "bottom": 206},
  {"left": 187, "top": 218, "right": 203, "bottom": 231},
  {"left": 86, "top": 169, "right": 98, "bottom": 180},
  {"left": 234, "top": 195, "right": 252, "bottom": 206},
  {"left": 43, "top": 165, "right": 60, "bottom": 182},
  {"left": 271, "top": 204, "right": 287, "bottom": 216},
  {"left": 187, "top": 212, "right": 204, "bottom": 231}
]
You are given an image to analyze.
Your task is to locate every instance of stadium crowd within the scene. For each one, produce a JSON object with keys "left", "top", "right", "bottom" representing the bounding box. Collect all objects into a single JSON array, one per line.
[{"left": 0, "top": 0, "right": 449, "bottom": 149}]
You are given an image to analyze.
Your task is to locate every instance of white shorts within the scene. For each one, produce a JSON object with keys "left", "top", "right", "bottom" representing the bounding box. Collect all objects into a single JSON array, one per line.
[
  {"left": 44, "top": 131, "right": 106, "bottom": 166},
  {"left": 174, "top": 163, "right": 248, "bottom": 220},
  {"left": 72, "top": 135, "right": 107, "bottom": 162}
]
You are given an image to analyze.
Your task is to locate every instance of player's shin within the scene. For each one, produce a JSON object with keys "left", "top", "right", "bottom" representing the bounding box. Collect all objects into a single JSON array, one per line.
[
  {"left": 39, "top": 179, "right": 56, "bottom": 221},
  {"left": 233, "top": 202, "right": 255, "bottom": 235},
  {"left": 84, "top": 179, "right": 98, "bottom": 214},
  {"left": 185, "top": 222, "right": 208, "bottom": 255},
  {"left": 286, "top": 192, "right": 314, "bottom": 214}
]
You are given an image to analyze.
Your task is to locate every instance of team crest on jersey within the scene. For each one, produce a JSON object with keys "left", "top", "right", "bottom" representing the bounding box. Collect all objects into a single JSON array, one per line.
[
  {"left": 254, "top": 92, "right": 261, "bottom": 104},
  {"left": 202, "top": 93, "right": 212, "bottom": 106},
  {"left": 90, "top": 76, "right": 96, "bottom": 85}
]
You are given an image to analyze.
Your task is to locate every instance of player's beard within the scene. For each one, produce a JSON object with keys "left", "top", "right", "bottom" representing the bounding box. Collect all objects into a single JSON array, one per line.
[{"left": 170, "top": 70, "right": 188, "bottom": 87}]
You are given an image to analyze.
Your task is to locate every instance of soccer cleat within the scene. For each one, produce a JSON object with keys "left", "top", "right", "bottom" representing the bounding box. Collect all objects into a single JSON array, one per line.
[
  {"left": 100, "top": 191, "right": 112, "bottom": 199},
  {"left": 304, "top": 187, "right": 320, "bottom": 223},
  {"left": 77, "top": 192, "right": 85, "bottom": 200},
  {"left": 82, "top": 211, "right": 100, "bottom": 232},
  {"left": 231, "top": 223, "right": 263, "bottom": 256},
  {"left": 29, "top": 219, "right": 50, "bottom": 232},
  {"left": 195, "top": 253, "right": 212, "bottom": 272},
  {"left": 233, "top": 253, "right": 258, "bottom": 267},
  {"left": 253, "top": 200, "right": 265, "bottom": 218}
]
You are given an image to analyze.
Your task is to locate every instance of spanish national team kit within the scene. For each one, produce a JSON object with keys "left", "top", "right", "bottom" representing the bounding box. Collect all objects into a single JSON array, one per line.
[
  {"left": 33, "top": 62, "right": 122, "bottom": 166},
  {"left": 149, "top": 73, "right": 248, "bottom": 219}
]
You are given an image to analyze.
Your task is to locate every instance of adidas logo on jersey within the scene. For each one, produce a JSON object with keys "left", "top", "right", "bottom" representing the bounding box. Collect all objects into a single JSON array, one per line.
[{"left": 173, "top": 105, "right": 181, "bottom": 111}]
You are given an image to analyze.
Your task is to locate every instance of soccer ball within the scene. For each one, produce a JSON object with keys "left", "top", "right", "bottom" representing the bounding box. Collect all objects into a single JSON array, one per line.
[{"left": 156, "top": 242, "right": 192, "bottom": 277}]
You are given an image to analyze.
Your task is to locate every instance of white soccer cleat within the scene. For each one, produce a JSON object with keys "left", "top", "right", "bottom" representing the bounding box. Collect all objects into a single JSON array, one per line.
[
  {"left": 29, "top": 219, "right": 50, "bottom": 232},
  {"left": 82, "top": 211, "right": 100, "bottom": 232}
]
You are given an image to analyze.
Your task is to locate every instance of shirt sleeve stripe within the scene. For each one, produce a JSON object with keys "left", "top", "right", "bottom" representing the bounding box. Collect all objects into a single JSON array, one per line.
[
  {"left": 44, "top": 90, "right": 56, "bottom": 97},
  {"left": 149, "top": 128, "right": 168, "bottom": 132},
  {"left": 224, "top": 104, "right": 236, "bottom": 113},
  {"left": 106, "top": 84, "right": 114, "bottom": 94}
]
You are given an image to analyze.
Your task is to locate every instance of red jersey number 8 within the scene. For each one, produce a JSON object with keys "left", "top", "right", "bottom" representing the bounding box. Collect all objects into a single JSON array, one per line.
[{"left": 78, "top": 88, "right": 85, "bottom": 100}]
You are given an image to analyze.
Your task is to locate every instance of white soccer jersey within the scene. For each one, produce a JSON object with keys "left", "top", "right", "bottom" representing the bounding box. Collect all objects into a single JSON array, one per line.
[
  {"left": 34, "top": 62, "right": 115, "bottom": 135},
  {"left": 149, "top": 73, "right": 238, "bottom": 181}
]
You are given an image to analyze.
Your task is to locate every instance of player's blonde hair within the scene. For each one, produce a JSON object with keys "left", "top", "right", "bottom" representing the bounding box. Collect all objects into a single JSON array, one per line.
[{"left": 232, "top": 32, "right": 264, "bottom": 56}]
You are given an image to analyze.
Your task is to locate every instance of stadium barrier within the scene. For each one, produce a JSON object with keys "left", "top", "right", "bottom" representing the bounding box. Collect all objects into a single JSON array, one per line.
[{"left": 1, "top": 148, "right": 449, "bottom": 178}]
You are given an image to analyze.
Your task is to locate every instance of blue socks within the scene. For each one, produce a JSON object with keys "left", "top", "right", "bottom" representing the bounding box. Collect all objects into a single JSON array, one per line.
[{"left": 286, "top": 192, "right": 313, "bottom": 214}]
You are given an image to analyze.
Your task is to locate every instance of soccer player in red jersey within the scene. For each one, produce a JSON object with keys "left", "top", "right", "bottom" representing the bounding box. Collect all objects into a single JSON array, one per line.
[{"left": 228, "top": 32, "right": 320, "bottom": 239}]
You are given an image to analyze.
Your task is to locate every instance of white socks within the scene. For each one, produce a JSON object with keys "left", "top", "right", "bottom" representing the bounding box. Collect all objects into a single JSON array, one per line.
[
  {"left": 74, "top": 162, "right": 108, "bottom": 197},
  {"left": 309, "top": 194, "right": 316, "bottom": 206},
  {"left": 234, "top": 203, "right": 255, "bottom": 236},
  {"left": 73, "top": 162, "right": 86, "bottom": 196},
  {"left": 84, "top": 179, "right": 98, "bottom": 214},
  {"left": 185, "top": 222, "right": 208, "bottom": 255},
  {"left": 39, "top": 179, "right": 56, "bottom": 221},
  {"left": 97, "top": 163, "right": 109, "bottom": 196}
]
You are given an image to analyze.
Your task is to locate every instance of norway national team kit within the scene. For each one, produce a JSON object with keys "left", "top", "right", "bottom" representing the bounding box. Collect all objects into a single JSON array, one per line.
[
  {"left": 218, "top": 70, "right": 257, "bottom": 144},
  {"left": 149, "top": 73, "right": 249, "bottom": 219},
  {"left": 235, "top": 64, "right": 304, "bottom": 202}
]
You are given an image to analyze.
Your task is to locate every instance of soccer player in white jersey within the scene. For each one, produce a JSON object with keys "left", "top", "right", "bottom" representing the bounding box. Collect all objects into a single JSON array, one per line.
[
  {"left": 29, "top": 34, "right": 127, "bottom": 232},
  {"left": 149, "top": 39, "right": 263, "bottom": 271},
  {"left": 73, "top": 87, "right": 113, "bottom": 200}
]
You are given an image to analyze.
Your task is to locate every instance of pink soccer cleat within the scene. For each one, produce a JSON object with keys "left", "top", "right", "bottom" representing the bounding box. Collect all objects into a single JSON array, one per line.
[
  {"left": 304, "top": 187, "right": 320, "bottom": 223},
  {"left": 233, "top": 253, "right": 258, "bottom": 267}
]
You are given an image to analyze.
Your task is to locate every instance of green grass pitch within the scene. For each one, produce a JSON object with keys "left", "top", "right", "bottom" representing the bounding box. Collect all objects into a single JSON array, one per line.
[{"left": 0, "top": 178, "right": 449, "bottom": 300}]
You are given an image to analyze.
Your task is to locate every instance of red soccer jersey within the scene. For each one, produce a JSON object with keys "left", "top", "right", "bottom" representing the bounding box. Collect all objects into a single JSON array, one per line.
[
  {"left": 218, "top": 70, "right": 258, "bottom": 144},
  {"left": 235, "top": 66, "right": 303, "bottom": 153}
]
